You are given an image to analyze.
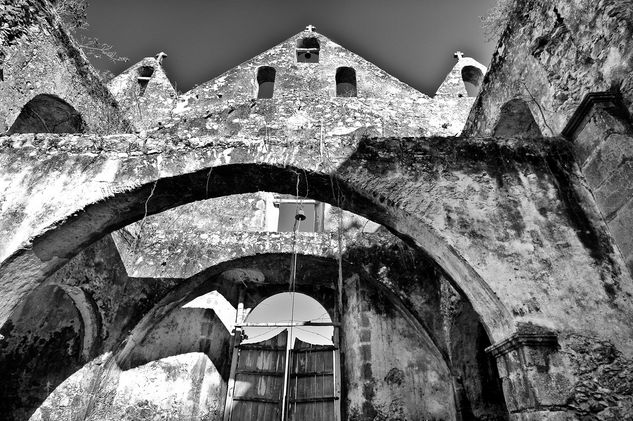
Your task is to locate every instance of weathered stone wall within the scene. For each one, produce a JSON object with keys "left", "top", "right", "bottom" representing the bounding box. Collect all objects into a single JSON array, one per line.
[
  {"left": 0, "top": 285, "right": 84, "bottom": 420},
  {"left": 118, "top": 191, "right": 379, "bottom": 253},
  {"left": 342, "top": 277, "right": 456, "bottom": 421},
  {"left": 462, "top": 0, "right": 633, "bottom": 291},
  {"left": 485, "top": 330, "right": 633, "bottom": 420},
  {"left": 166, "top": 95, "right": 473, "bottom": 140},
  {"left": 107, "top": 57, "right": 176, "bottom": 132},
  {"left": 0, "top": 0, "right": 129, "bottom": 134},
  {"left": 564, "top": 96, "right": 633, "bottom": 278},
  {"left": 30, "top": 352, "right": 225, "bottom": 421},
  {"left": 127, "top": 307, "right": 231, "bottom": 375},
  {"left": 465, "top": 0, "right": 633, "bottom": 137},
  {"left": 563, "top": 333, "right": 633, "bottom": 419}
]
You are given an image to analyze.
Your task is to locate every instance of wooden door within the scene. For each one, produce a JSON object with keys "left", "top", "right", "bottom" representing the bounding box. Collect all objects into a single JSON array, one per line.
[
  {"left": 228, "top": 331, "right": 288, "bottom": 421},
  {"left": 286, "top": 339, "right": 338, "bottom": 421}
]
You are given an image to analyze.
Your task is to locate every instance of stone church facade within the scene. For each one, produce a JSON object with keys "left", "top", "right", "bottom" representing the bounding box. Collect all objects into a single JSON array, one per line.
[{"left": 1, "top": 0, "right": 633, "bottom": 420}]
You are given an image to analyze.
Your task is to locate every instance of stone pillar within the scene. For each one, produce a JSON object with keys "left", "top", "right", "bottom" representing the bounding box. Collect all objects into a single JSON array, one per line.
[
  {"left": 487, "top": 332, "right": 574, "bottom": 420},
  {"left": 562, "top": 91, "right": 633, "bottom": 275}
]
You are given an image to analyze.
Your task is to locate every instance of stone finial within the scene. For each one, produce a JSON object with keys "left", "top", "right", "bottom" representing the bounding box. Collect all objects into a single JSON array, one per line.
[
  {"left": 305, "top": 24, "right": 316, "bottom": 32},
  {"left": 155, "top": 52, "right": 168, "bottom": 64},
  {"left": 453, "top": 51, "right": 464, "bottom": 60}
]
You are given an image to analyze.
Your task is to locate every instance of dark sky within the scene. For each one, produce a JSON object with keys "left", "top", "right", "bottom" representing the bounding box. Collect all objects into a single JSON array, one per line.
[{"left": 85, "top": 0, "right": 498, "bottom": 95}]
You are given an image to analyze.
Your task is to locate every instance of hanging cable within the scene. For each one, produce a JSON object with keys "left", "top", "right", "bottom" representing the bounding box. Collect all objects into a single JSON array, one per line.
[
  {"left": 288, "top": 173, "right": 304, "bottom": 340},
  {"left": 281, "top": 173, "right": 305, "bottom": 421}
]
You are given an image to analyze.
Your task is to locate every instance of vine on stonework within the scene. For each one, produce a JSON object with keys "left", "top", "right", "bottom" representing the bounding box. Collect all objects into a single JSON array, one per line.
[
  {"left": 480, "top": 0, "right": 517, "bottom": 41},
  {"left": 52, "top": 0, "right": 127, "bottom": 66},
  {"left": 0, "top": 0, "right": 39, "bottom": 46}
]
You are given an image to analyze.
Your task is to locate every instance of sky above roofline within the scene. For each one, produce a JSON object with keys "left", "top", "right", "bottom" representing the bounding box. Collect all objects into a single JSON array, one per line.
[{"left": 84, "top": 0, "right": 499, "bottom": 96}]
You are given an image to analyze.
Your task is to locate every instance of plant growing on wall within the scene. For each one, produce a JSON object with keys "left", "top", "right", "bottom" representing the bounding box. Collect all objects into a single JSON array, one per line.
[
  {"left": 51, "top": 0, "right": 126, "bottom": 78},
  {"left": 481, "top": 0, "right": 516, "bottom": 41}
]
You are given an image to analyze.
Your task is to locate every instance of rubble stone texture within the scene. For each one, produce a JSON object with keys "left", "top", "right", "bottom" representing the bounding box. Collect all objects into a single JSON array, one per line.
[{"left": 1, "top": 0, "right": 633, "bottom": 420}]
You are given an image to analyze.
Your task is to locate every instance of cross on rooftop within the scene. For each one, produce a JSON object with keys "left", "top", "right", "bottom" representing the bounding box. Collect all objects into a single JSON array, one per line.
[
  {"left": 454, "top": 51, "right": 464, "bottom": 60},
  {"left": 306, "top": 24, "right": 316, "bottom": 32},
  {"left": 155, "top": 52, "right": 167, "bottom": 64}
]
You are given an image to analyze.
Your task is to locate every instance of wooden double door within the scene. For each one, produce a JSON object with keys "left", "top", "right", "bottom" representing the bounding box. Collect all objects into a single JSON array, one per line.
[{"left": 225, "top": 330, "right": 340, "bottom": 421}]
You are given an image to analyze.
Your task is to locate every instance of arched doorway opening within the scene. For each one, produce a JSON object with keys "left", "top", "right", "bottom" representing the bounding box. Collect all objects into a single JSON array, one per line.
[{"left": 226, "top": 292, "right": 339, "bottom": 421}]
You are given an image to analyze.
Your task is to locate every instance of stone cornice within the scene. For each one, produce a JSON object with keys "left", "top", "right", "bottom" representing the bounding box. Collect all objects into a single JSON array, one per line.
[
  {"left": 486, "top": 332, "right": 559, "bottom": 358},
  {"left": 562, "top": 91, "right": 630, "bottom": 140}
]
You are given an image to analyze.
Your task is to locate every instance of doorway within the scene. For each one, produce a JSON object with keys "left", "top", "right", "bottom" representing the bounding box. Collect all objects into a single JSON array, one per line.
[{"left": 224, "top": 292, "right": 340, "bottom": 421}]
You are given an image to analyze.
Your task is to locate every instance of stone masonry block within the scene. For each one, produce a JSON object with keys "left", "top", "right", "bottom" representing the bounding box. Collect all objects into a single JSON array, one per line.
[
  {"left": 582, "top": 133, "right": 633, "bottom": 190},
  {"left": 575, "top": 112, "right": 612, "bottom": 165},
  {"left": 594, "top": 160, "right": 633, "bottom": 218},
  {"left": 608, "top": 202, "right": 633, "bottom": 273}
]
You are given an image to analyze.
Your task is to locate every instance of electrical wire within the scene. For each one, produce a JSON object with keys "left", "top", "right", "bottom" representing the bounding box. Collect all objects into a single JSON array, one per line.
[
  {"left": 281, "top": 173, "right": 304, "bottom": 421},
  {"left": 242, "top": 326, "right": 282, "bottom": 343},
  {"left": 294, "top": 326, "right": 335, "bottom": 344}
]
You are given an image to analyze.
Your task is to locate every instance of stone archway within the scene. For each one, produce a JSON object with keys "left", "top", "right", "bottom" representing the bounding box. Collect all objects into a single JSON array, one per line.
[{"left": 0, "top": 159, "right": 513, "bottom": 344}]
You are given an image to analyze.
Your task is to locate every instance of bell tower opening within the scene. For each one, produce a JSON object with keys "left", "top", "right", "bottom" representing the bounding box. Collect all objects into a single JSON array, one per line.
[
  {"left": 335, "top": 67, "right": 357, "bottom": 97},
  {"left": 257, "top": 66, "right": 276, "bottom": 99},
  {"left": 296, "top": 37, "right": 320, "bottom": 63},
  {"left": 461, "top": 65, "right": 484, "bottom": 97},
  {"left": 137, "top": 65, "right": 155, "bottom": 95}
]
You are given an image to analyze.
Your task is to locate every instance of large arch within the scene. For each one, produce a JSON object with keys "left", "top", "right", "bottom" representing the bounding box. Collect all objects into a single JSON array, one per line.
[
  {"left": 0, "top": 161, "right": 513, "bottom": 344},
  {"left": 1, "top": 133, "right": 626, "bottom": 354}
]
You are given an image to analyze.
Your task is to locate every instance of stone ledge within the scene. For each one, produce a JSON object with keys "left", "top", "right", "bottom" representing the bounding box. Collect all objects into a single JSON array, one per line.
[
  {"left": 486, "top": 332, "right": 559, "bottom": 357},
  {"left": 508, "top": 409, "right": 575, "bottom": 421}
]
